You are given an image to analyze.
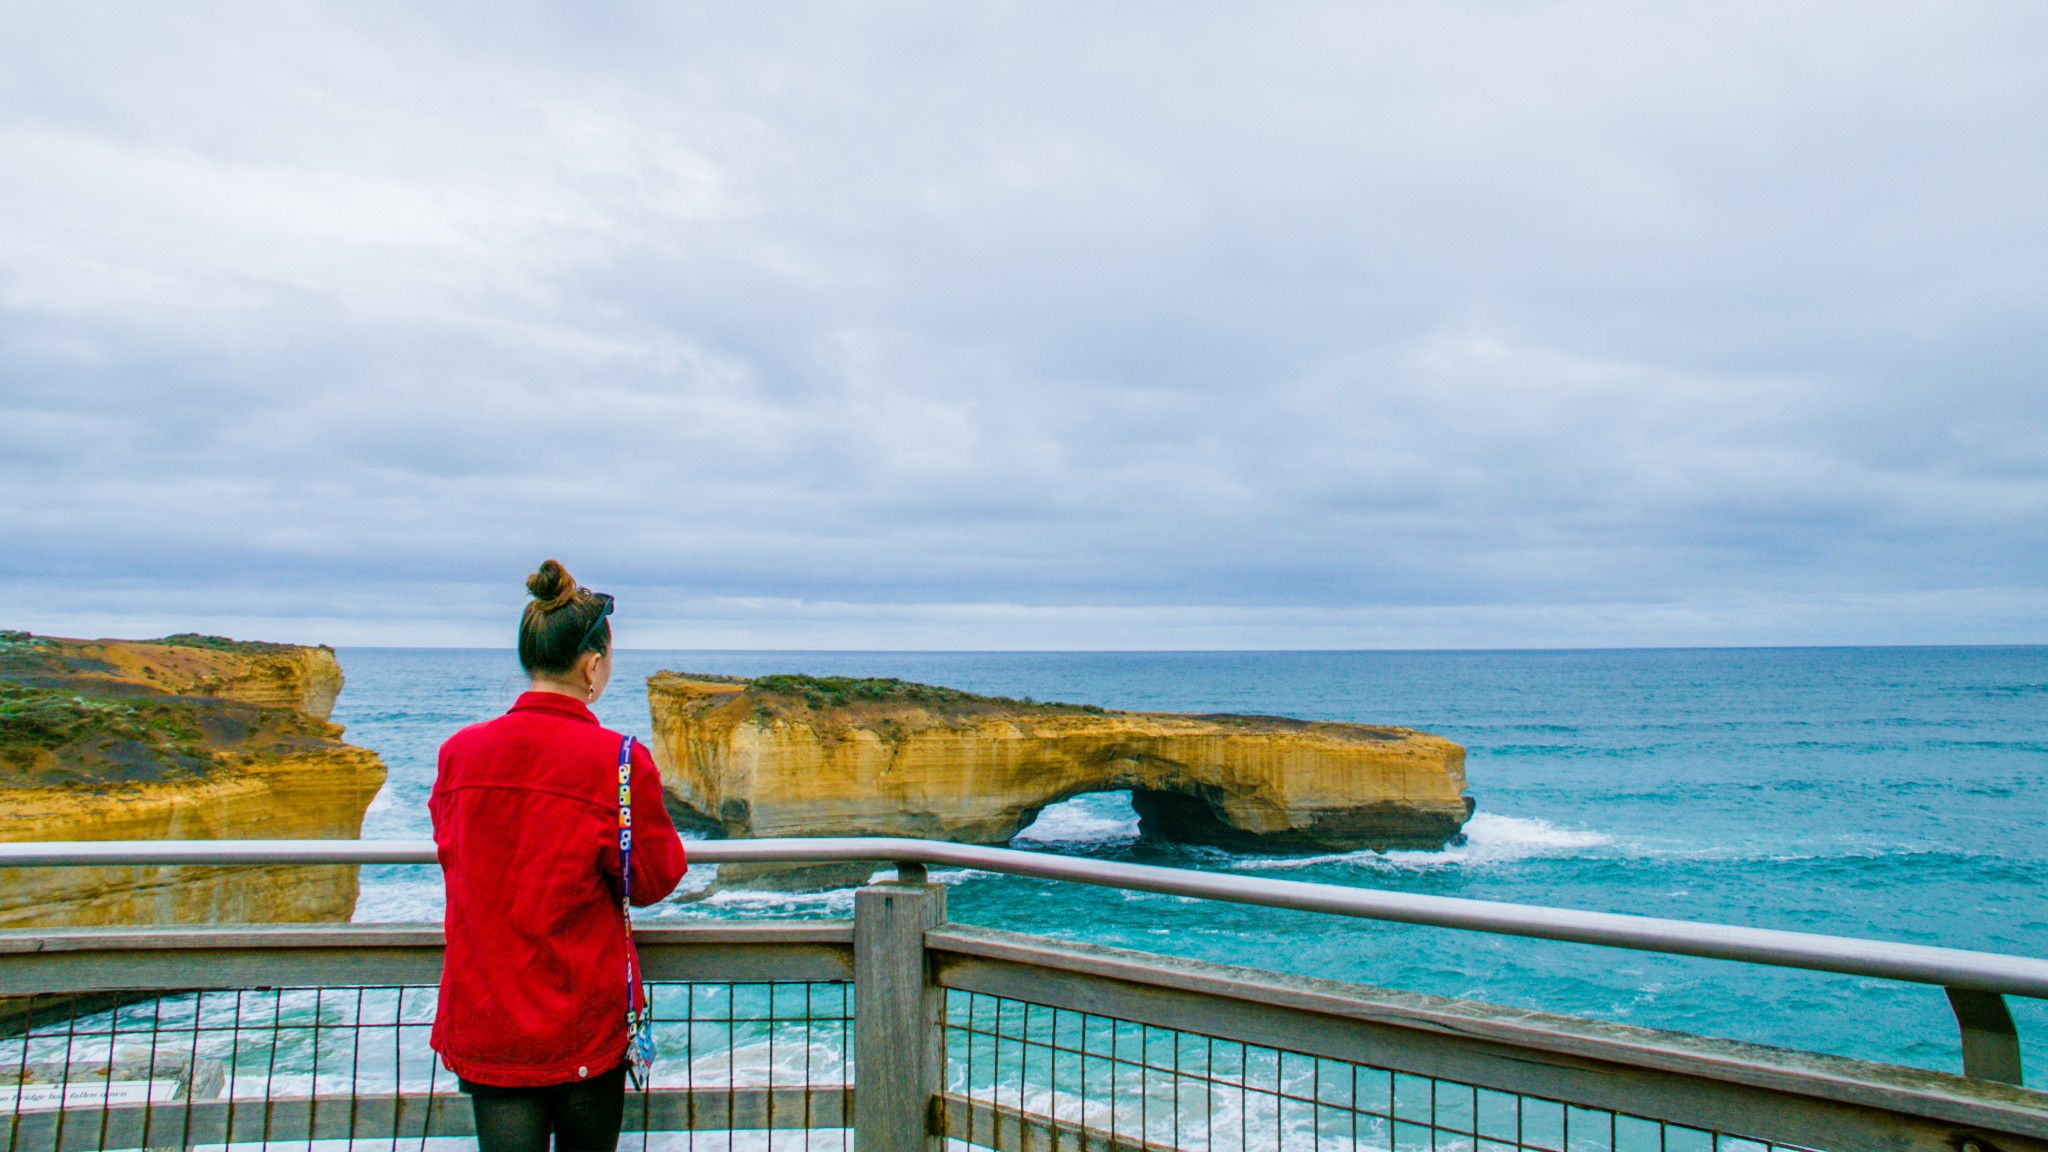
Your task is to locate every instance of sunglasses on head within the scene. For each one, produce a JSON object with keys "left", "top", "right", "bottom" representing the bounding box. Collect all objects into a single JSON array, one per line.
[{"left": 578, "top": 591, "right": 615, "bottom": 654}]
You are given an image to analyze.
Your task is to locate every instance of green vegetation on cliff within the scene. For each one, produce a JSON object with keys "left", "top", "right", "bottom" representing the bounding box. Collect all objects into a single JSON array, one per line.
[
  {"left": 695, "top": 672, "right": 1108, "bottom": 720},
  {"left": 153, "top": 633, "right": 305, "bottom": 654},
  {"left": 0, "top": 683, "right": 214, "bottom": 785},
  {"left": 0, "top": 682, "right": 204, "bottom": 751},
  {"left": 0, "top": 630, "right": 389, "bottom": 930},
  {"left": 0, "top": 631, "right": 347, "bottom": 788}
]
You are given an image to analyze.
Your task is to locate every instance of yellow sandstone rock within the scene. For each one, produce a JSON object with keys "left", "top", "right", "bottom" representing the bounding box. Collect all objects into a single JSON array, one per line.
[
  {"left": 24, "top": 632, "right": 349, "bottom": 719},
  {"left": 647, "top": 673, "right": 1471, "bottom": 878},
  {"left": 0, "top": 632, "right": 386, "bottom": 927}
]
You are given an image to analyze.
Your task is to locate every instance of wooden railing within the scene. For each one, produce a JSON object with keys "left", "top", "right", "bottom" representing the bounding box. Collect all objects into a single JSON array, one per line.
[{"left": 3, "top": 841, "right": 2047, "bottom": 1151}]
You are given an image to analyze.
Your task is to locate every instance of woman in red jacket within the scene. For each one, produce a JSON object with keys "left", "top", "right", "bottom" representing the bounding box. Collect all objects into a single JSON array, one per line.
[{"left": 431, "top": 560, "right": 688, "bottom": 1152}]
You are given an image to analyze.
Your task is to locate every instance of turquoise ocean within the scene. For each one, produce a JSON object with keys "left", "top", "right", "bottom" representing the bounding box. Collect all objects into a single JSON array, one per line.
[{"left": 333, "top": 647, "right": 2048, "bottom": 1087}]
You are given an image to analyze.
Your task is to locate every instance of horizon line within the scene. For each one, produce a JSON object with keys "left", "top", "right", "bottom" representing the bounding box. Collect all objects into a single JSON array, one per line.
[{"left": 328, "top": 641, "right": 2048, "bottom": 654}]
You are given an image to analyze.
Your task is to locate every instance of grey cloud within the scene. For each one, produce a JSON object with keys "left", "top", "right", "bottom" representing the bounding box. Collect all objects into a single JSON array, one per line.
[{"left": 4, "top": 2, "right": 2048, "bottom": 645}]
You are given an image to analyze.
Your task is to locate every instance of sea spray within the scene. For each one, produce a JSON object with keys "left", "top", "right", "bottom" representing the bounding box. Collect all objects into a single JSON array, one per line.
[
  {"left": 1012, "top": 791, "right": 1143, "bottom": 848},
  {"left": 1226, "top": 811, "right": 1613, "bottom": 872}
]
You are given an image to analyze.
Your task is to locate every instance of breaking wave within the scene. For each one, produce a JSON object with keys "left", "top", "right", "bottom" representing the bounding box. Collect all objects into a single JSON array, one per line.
[
  {"left": 349, "top": 868, "right": 445, "bottom": 923},
  {"left": 1228, "top": 811, "right": 1613, "bottom": 872},
  {"left": 1012, "top": 792, "right": 1142, "bottom": 848}
]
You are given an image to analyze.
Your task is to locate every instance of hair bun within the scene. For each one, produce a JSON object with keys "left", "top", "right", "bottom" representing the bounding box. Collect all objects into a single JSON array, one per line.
[{"left": 526, "top": 559, "right": 580, "bottom": 611}]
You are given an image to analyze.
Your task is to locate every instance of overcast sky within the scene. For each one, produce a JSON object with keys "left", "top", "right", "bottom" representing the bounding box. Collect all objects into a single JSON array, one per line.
[{"left": 4, "top": 3, "right": 2046, "bottom": 649}]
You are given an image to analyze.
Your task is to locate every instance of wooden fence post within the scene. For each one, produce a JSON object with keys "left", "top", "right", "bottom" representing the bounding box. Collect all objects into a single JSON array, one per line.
[{"left": 854, "top": 867, "right": 947, "bottom": 1151}]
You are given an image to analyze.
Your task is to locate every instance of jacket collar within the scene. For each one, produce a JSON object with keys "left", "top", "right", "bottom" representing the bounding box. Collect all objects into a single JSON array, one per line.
[{"left": 509, "top": 690, "right": 600, "bottom": 725}]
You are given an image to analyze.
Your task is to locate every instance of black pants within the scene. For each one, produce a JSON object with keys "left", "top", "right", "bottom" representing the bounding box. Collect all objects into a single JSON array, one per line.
[{"left": 461, "top": 1063, "right": 627, "bottom": 1152}]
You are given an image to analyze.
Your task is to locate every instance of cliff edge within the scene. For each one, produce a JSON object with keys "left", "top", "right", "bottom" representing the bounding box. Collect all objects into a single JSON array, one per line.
[
  {"left": 647, "top": 673, "right": 1471, "bottom": 870},
  {"left": 0, "top": 631, "right": 387, "bottom": 928}
]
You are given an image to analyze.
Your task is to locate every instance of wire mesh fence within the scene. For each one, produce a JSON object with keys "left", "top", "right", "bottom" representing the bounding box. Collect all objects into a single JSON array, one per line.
[
  {"left": 0, "top": 968, "right": 2015, "bottom": 1151},
  {"left": 1, "top": 981, "right": 854, "bottom": 1152},
  {"left": 642, "top": 980, "right": 852, "bottom": 1151},
  {"left": 942, "top": 989, "right": 1827, "bottom": 1152},
  {"left": 2, "top": 985, "right": 446, "bottom": 1151}
]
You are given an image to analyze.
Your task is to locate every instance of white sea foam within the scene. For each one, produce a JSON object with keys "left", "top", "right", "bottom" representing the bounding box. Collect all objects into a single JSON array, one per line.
[
  {"left": 663, "top": 1034, "right": 850, "bottom": 1089},
  {"left": 948, "top": 1044, "right": 1345, "bottom": 1151},
  {"left": 353, "top": 860, "right": 991, "bottom": 923},
  {"left": 192, "top": 1131, "right": 487, "bottom": 1139},
  {"left": 1229, "top": 811, "right": 1613, "bottom": 872},
  {"left": 1011, "top": 793, "right": 1141, "bottom": 847},
  {"left": 679, "top": 884, "right": 863, "bottom": 915},
  {"left": 873, "top": 867, "right": 990, "bottom": 886},
  {"left": 353, "top": 811, "right": 1607, "bottom": 918},
  {"left": 628, "top": 1136, "right": 849, "bottom": 1150},
  {"left": 1432, "top": 810, "right": 1613, "bottom": 862},
  {"left": 349, "top": 876, "right": 445, "bottom": 923},
  {"left": 194, "top": 1136, "right": 843, "bottom": 1152}
]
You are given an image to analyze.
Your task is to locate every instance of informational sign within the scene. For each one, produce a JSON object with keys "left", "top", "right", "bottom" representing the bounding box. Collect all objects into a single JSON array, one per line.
[{"left": 10, "top": 1080, "right": 180, "bottom": 1111}]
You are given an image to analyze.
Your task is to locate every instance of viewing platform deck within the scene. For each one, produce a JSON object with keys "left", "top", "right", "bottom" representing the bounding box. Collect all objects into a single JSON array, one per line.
[{"left": 3, "top": 838, "right": 2046, "bottom": 1151}]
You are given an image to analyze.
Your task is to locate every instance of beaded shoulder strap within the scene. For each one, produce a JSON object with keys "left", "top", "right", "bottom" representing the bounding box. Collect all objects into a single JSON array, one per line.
[
  {"left": 618, "top": 734, "right": 641, "bottom": 1002},
  {"left": 618, "top": 735, "right": 653, "bottom": 1087}
]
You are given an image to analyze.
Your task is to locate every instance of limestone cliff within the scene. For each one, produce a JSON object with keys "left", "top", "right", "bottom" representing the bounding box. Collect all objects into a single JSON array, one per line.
[
  {"left": 0, "top": 631, "right": 387, "bottom": 928},
  {"left": 647, "top": 673, "right": 1471, "bottom": 870}
]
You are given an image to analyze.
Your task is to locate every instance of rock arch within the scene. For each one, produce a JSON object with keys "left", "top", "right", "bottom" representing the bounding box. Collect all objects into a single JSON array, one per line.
[{"left": 646, "top": 674, "right": 1471, "bottom": 868}]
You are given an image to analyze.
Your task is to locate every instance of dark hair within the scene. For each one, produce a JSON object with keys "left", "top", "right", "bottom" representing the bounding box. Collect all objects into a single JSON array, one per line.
[{"left": 519, "top": 559, "right": 612, "bottom": 675}]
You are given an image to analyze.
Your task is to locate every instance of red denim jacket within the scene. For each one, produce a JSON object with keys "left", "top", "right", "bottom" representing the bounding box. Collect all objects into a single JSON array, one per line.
[{"left": 429, "top": 692, "right": 687, "bottom": 1087}]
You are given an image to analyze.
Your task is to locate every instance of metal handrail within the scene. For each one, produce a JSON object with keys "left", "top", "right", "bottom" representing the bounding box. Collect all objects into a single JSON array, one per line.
[{"left": 5, "top": 835, "right": 2045, "bottom": 999}]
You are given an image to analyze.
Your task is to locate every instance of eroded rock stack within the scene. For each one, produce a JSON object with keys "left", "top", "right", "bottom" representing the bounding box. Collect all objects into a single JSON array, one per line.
[
  {"left": 0, "top": 631, "right": 387, "bottom": 927},
  {"left": 647, "top": 672, "right": 1471, "bottom": 888}
]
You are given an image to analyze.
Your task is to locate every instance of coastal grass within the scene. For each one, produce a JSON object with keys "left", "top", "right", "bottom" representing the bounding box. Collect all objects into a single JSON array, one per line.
[
  {"left": 744, "top": 673, "right": 1105, "bottom": 714},
  {"left": 0, "top": 630, "right": 342, "bottom": 784},
  {"left": 151, "top": 633, "right": 304, "bottom": 654},
  {"left": 0, "top": 684, "right": 204, "bottom": 748},
  {"left": 0, "top": 682, "right": 214, "bottom": 782}
]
